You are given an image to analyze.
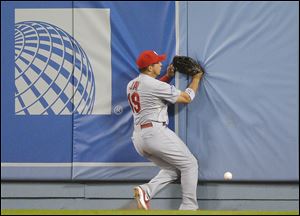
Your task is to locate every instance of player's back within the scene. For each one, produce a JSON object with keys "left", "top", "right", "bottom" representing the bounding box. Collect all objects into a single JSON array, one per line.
[{"left": 127, "top": 74, "right": 169, "bottom": 125}]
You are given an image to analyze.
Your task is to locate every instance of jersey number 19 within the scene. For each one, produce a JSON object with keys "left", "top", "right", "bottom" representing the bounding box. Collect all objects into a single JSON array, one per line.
[{"left": 128, "top": 92, "right": 141, "bottom": 113}]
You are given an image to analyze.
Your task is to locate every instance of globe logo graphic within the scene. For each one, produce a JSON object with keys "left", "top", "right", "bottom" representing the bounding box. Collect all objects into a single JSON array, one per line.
[{"left": 15, "top": 21, "right": 95, "bottom": 115}]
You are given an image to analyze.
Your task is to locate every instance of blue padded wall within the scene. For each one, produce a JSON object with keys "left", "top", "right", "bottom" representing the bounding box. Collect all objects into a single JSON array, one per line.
[{"left": 185, "top": 1, "right": 299, "bottom": 181}]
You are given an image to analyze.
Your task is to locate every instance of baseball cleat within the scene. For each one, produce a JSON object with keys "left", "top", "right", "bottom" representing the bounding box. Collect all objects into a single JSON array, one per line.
[{"left": 134, "top": 186, "right": 150, "bottom": 210}]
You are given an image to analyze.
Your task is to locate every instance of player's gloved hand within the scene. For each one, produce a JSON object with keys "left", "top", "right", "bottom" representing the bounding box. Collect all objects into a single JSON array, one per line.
[{"left": 172, "top": 56, "right": 204, "bottom": 76}]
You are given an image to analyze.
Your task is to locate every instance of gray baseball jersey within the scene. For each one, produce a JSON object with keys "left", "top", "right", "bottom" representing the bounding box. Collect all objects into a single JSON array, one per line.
[
  {"left": 127, "top": 73, "right": 199, "bottom": 210},
  {"left": 127, "top": 73, "right": 181, "bottom": 125}
]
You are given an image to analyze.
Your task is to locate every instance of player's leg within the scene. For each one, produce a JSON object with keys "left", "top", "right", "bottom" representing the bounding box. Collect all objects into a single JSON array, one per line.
[
  {"left": 139, "top": 154, "right": 180, "bottom": 199},
  {"left": 131, "top": 127, "right": 179, "bottom": 209},
  {"left": 155, "top": 127, "right": 199, "bottom": 210},
  {"left": 132, "top": 125, "right": 198, "bottom": 210}
]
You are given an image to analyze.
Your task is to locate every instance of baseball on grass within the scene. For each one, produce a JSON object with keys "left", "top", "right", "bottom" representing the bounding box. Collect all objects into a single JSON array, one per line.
[{"left": 224, "top": 171, "right": 233, "bottom": 180}]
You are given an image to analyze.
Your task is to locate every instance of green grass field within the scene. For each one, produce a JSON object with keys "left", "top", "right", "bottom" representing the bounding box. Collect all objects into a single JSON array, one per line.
[{"left": 1, "top": 210, "right": 299, "bottom": 215}]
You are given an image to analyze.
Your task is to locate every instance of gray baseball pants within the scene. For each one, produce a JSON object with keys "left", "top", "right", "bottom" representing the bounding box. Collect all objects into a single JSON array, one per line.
[{"left": 132, "top": 122, "right": 199, "bottom": 210}]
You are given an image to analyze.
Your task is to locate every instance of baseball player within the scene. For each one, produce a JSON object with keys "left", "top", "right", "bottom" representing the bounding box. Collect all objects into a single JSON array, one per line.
[{"left": 127, "top": 50, "right": 204, "bottom": 210}]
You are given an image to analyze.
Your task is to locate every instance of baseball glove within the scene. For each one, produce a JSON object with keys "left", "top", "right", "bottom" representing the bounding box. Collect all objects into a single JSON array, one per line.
[{"left": 172, "top": 56, "right": 204, "bottom": 76}]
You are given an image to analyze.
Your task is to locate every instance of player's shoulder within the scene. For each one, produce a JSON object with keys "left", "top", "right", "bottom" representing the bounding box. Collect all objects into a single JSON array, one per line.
[
  {"left": 144, "top": 77, "right": 169, "bottom": 91},
  {"left": 153, "top": 77, "right": 171, "bottom": 89},
  {"left": 141, "top": 74, "right": 168, "bottom": 87},
  {"left": 127, "top": 74, "right": 170, "bottom": 91},
  {"left": 127, "top": 76, "right": 138, "bottom": 87}
]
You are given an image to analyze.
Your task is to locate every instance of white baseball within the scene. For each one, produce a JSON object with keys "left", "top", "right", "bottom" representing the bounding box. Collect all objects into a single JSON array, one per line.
[{"left": 224, "top": 171, "right": 233, "bottom": 180}]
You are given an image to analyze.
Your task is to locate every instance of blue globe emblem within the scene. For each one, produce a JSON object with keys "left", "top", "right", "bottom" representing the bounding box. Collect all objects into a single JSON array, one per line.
[{"left": 15, "top": 21, "right": 95, "bottom": 115}]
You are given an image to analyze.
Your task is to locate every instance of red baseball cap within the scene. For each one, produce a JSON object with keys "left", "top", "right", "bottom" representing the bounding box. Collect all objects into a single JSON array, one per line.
[{"left": 136, "top": 50, "right": 166, "bottom": 69}]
